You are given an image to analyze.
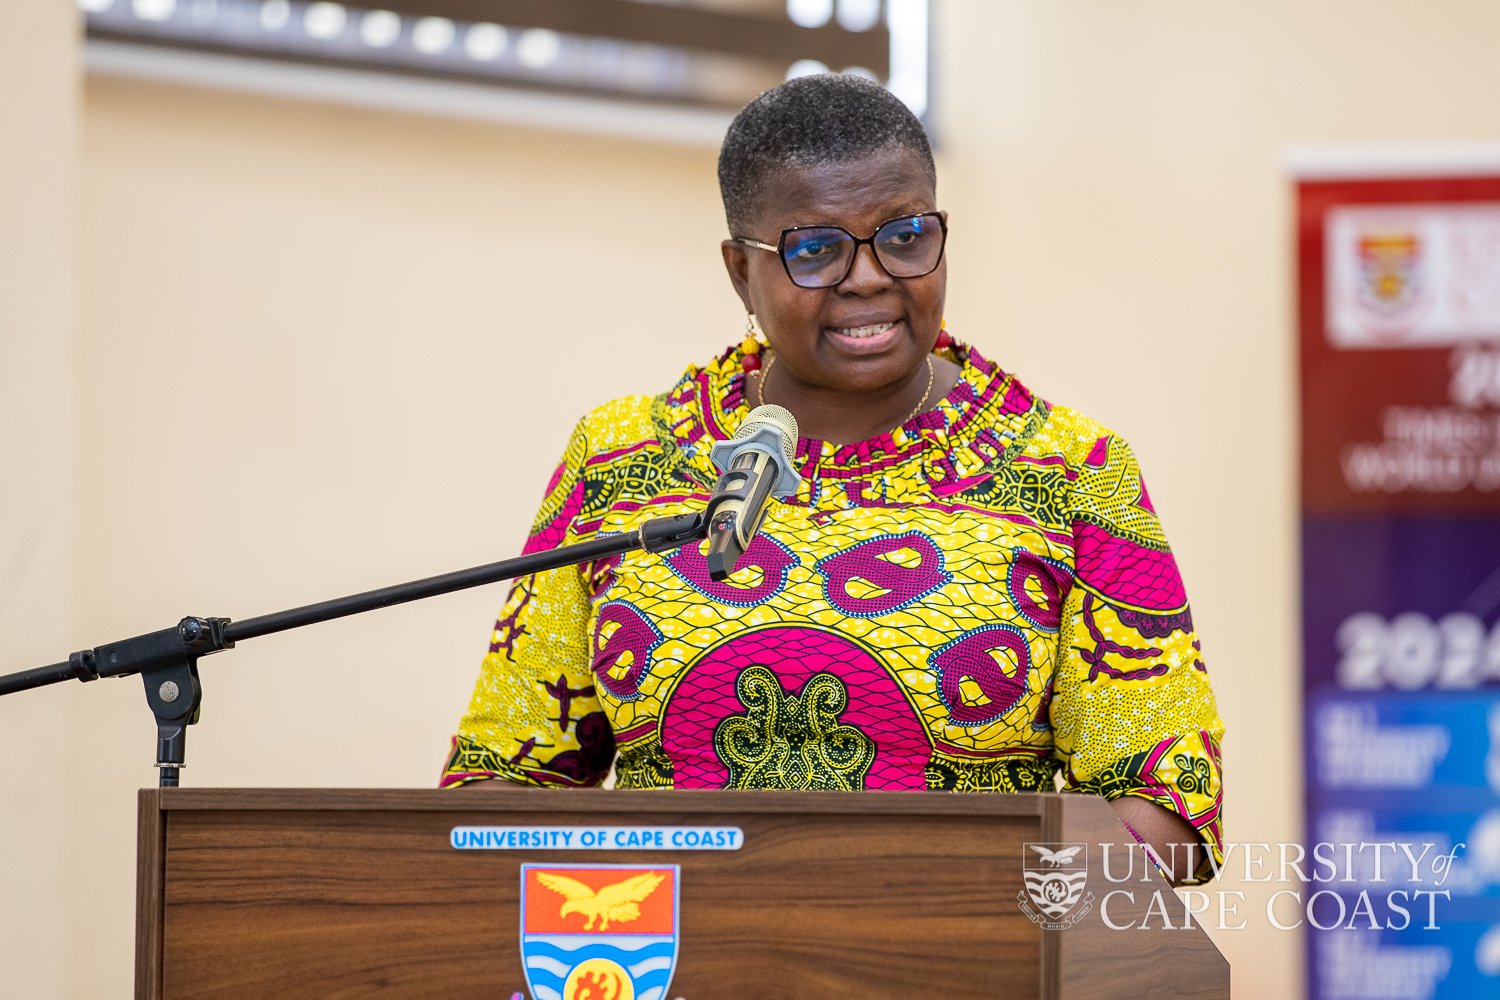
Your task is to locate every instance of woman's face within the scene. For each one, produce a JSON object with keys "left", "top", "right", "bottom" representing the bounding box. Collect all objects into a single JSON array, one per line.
[{"left": 721, "top": 147, "right": 946, "bottom": 397}]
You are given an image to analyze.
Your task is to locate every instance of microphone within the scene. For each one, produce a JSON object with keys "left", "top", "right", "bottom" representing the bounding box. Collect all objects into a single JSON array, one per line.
[{"left": 704, "top": 404, "right": 802, "bottom": 582}]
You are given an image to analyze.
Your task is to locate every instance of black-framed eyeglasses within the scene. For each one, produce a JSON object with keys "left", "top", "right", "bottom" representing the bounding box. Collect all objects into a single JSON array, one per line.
[{"left": 735, "top": 212, "right": 948, "bottom": 289}]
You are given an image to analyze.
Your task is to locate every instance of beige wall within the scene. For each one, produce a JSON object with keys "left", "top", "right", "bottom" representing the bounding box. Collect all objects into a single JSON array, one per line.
[
  {"left": 6, "top": 1, "right": 1500, "bottom": 997},
  {"left": 0, "top": 2, "right": 80, "bottom": 998}
]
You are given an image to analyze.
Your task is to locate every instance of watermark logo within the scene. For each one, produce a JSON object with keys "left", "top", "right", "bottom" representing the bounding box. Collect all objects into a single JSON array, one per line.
[{"left": 1018, "top": 843, "right": 1094, "bottom": 929}]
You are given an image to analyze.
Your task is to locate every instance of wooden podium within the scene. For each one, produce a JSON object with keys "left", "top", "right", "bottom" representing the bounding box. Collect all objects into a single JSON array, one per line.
[{"left": 136, "top": 787, "right": 1228, "bottom": 999}]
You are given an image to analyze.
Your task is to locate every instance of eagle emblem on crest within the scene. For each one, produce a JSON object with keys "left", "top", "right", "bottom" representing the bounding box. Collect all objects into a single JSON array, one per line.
[{"left": 535, "top": 871, "right": 666, "bottom": 931}]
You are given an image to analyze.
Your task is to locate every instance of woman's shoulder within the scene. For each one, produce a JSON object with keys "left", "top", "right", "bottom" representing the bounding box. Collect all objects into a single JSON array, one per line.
[
  {"left": 943, "top": 348, "right": 1119, "bottom": 468},
  {"left": 1021, "top": 398, "right": 1171, "bottom": 551},
  {"left": 570, "top": 352, "right": 731, "bottom": 448},
  {"left": 573, "top": 394, "right": 658, "bottom": 446},
  {"left": 1019, "top": 395, "right": 1136, "bottom": 474}
]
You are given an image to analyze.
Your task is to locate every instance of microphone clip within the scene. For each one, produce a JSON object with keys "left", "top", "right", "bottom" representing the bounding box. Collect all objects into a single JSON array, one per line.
[{"left": 637, "top": 511, "right": 710, "bottom": 554}]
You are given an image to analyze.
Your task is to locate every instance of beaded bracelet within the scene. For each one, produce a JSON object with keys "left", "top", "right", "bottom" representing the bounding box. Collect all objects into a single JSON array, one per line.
[{"left": 1120, "top": 818, "right": 1173, "bottom": 882}]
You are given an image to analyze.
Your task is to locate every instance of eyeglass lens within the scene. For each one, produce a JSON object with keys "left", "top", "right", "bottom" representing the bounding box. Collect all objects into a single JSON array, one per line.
[{"left": 781, "top": 214, "right": 944, "bottom": 288}]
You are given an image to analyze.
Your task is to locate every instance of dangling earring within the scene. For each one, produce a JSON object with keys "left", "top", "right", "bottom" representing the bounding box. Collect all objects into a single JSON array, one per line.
[
  {"left": 934, "top": 317, "right": 953, "bottom": 351},
  {"left": 741, "top": 312, "right": 764, "bottom": 372}
]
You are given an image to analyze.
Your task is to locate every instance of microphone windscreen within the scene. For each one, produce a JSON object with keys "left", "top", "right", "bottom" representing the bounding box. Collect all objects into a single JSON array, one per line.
[{"left": 737, "top": 404, "right": 799, "bottom": 468}]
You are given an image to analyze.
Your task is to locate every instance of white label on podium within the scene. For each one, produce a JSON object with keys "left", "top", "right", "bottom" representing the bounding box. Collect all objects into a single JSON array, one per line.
[{"left": 450, "top": 825, "right": 743, "bottom": 850}]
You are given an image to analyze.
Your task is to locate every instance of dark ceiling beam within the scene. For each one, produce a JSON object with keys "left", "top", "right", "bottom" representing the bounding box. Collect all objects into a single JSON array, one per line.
[{"left": 372, "top": 0, "right": 890, "bottom": 73}]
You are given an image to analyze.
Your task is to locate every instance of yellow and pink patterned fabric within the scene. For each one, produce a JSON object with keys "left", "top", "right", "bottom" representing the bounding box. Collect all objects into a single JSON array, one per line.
[{"left": 442, "top": 342, "right": 1225, "bottom": 878}]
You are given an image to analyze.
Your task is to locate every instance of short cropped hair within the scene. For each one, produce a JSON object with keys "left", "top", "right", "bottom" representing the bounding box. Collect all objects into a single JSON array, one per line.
[{"left": 717, "top": 73, "right": 935, "bottom": 236}]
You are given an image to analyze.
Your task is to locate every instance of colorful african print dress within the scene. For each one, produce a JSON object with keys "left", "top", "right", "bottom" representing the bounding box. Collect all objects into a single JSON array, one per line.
[{"left": 441, "top": 341, "right": 1225, "bottom": 877}]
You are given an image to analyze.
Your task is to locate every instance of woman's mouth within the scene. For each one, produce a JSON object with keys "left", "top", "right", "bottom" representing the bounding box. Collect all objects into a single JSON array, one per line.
[{"left": 825, "top": 320, "right": 902, "bottom": 354}]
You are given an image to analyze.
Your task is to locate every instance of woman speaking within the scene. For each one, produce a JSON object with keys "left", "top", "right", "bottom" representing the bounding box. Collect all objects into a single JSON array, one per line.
[{"left": 440, "top": 74, "right": 1223, "bottom": 885}]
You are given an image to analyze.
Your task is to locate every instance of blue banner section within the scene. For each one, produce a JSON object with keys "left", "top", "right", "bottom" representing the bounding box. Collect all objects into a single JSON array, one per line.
[
  {"left": 1304, "top": 689, "right": 1500, "bottom": 997},
  {"left": 1310, "top": 924, "right": 1500, "bottom": 999},
  {"left": 1302, "top": 515, "right": 1500, "bottom": 999},
  {"left": 1306, "top": 692, "right": 1500, "bottom": 810}
]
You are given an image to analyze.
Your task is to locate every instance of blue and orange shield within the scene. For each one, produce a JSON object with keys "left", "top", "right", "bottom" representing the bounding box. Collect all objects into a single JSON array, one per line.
[{"left": 520, "top": 864, "right": 680, "bottom": 1000}]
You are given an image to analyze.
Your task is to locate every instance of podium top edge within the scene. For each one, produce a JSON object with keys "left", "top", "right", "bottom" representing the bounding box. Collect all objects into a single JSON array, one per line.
[{"left": 144, "top": 786, "right": 1058, "bottom": 818}]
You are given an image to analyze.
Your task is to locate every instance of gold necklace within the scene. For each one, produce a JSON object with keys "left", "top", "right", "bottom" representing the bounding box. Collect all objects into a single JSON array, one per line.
[
  {"left": 903, "top": 356, "right": 936, "bottom": 425},
  {"left": 754, "top": 353, "right": 936, "bottom": 429}
]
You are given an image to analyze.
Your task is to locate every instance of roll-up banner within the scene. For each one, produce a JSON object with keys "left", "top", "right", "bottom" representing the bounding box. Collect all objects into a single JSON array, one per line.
[{"left": 1298, "top": 168, "right": 1500, "bottom": 999}]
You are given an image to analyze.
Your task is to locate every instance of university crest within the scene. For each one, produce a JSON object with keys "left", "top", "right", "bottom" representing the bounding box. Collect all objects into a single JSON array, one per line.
[
  {"left": 1356, "top": 228, "right": 1422, "bottom": 316},
  {"left": 1017, "top": 843, "right": 1093, "bottom": 930},
  {"left": 521, "top": 864, "right": 680, "bottom": 1000}
]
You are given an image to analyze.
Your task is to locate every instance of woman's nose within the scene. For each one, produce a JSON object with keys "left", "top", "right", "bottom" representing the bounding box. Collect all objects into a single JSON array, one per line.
[{"left": 837, "top": 242, "right": 894, "bottom": 294}]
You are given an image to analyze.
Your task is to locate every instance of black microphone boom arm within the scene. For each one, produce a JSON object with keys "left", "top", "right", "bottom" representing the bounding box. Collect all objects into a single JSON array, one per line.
[{"left": 0, "top": 511, "right": 707, "bottom": 786}]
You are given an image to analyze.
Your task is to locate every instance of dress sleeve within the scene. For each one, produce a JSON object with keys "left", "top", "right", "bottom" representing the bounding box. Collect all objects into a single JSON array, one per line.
[
  {"left": 439, "top": 419, "right": 616, "bottom": 788},
  {"left": 1049, "top": 431, "right": 1225, "bottom": 883}
]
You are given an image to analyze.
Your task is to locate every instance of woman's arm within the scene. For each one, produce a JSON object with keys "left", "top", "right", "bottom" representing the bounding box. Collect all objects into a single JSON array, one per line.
[
  {"left": 439, "top": 419, "right": 613, "bottom": 789},
  {"left": 1049, "top": 425, "right": 1226, "bottom": 885},
  {"left": 1111, "top": 795, "right": 1205, "bottom": 888}
]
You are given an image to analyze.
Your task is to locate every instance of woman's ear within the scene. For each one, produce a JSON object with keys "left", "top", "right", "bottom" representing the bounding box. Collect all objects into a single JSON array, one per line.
[{"left": 720, "top": 241, "right": 754, "bottom": 313}]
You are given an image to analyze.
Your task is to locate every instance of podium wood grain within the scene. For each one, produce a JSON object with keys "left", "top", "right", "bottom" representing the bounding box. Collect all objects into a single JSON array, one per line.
[{"left": 136, "top": 787, "right": 1227, "bottom": 999}]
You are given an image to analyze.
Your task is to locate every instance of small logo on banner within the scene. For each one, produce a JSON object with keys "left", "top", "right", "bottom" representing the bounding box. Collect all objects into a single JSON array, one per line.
[
  {"left": 1356, "top": 229, "right": 1422, "bottom": 317},
  {"left": 1017, "top": 843, "right": 1094, "bottom": 930},
  {"left": 521, "top": 864, "right": 679, "bottom": 1000}
]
